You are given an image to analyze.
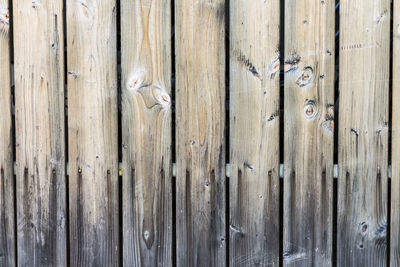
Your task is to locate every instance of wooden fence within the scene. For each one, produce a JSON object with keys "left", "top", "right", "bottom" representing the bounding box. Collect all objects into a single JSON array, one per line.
[{"left": 0, "top": 0, "right": 398, "bottom": 266}]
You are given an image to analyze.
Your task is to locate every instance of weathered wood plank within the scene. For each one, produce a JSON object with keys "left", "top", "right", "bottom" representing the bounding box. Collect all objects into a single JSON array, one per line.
[
  {"left": 391, "top": 0, "right": 400, "bottom": 265},
  {"left": 67, "top": 0, "right": 119, "bottom": 266},
  {"left": 0, "top": 1, "right": 15, "bottom": 266},
  {"left": 283, "top": 1, "right": 335, "bottom": 266},
  {"left": 229, "top": 0, "right": 280, "bottom": 266},
  {"left": 13, "top": 0, "right": 66, "bottom": 266},
  {"left": 121, "top": 0, "right": 172, "bottom": 266},
  {"left": 175, "top": 0, "right": 226, "bottom": 266},
  {"left": 338, "top": 0, "right": 390, "bottom": 266}
]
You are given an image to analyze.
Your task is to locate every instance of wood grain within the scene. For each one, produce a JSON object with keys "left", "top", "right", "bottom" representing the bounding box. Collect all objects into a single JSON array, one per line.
[
  {"left": 229, "top": 0, "right": 280, "bottom": 266},
  {"left": 283, "top": 1, "right": 335, "bottom": 266},
  {"left": 338, "top": 0, "right": 390, "bottom": 266},
  {"left": 391, "top": 0, "right": 400, "bottom": 265},
  {"left": 13, "top": 0, "right": 66, "bottom": 266},
  {"left": 121, "top": 0, "right": 172, "bottom": 266},
  {"left": 0, "top": 1, "right": 14, "bottom": 266},
  {"left": 67, "top": 0, "right": 119, "bottom": 266},
  {"left": 175, "top": 0, "right": 226, "bottom": 266}
]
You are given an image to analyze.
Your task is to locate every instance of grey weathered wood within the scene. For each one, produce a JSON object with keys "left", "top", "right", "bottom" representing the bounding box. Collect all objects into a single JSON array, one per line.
[
  {"left": 391, "top": 0, "right": 400, "bottom": 265},
  {"left": 13, "top": 0, "right": 66, "bottom": 266},
  {"left": 338, "top": 0, "right": 390, "bottom": 266},
  {"left": 67, "top": 0, "right": 119, "bottom": 266},
  {"left": 283, "top": 1, "right": 335, "bottom": 266},
  {"left": 229, "top": 0, "right": 280, "bottom": 266},
  {"left": 175, "top": 0, "right": 226, "bottom": 266},
  {"left": 121, "top": 0, "right": 172, "bottom": 266},
  {"left": 0, "top": 2, "right": 14, "bottom": 266}
]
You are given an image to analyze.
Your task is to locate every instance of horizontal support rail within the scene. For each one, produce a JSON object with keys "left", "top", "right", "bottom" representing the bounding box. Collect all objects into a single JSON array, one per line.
[{"left": 12, "top": 163, "right": 392, "bottom": 179}]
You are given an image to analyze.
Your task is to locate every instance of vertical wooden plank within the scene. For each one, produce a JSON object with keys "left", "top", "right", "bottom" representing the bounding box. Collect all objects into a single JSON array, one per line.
[
  {"left": 67, "top": 0, "right": 119, "bottom": 266},
  {"left": 13, "top": 0, "right": 66, "bottom": 266},
  {"left": 283, "top": 1, "right": 335, "bottom": 266},
  {"left": 338, "top": 0, "right": 390, "bottom": 266},
  {"left": 175, "top": 0, "right": 226, "bottom": 266},
  {"left": 391, "top": 0, "right": 400, "bottom": 265},
  {"left": 229, "top": 0, "right": 280, "bottom": 266},
  {"left": 0, "top": 1, "right": 15, "bottom": 266},
  {"left": 121, "top": 0, "right": 172, "bottom": 266}
]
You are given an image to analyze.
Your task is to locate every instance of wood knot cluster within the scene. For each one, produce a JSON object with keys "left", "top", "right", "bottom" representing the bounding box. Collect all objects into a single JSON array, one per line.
[{"left": 127, "top": 70, "right": 171, "bottom": 109}]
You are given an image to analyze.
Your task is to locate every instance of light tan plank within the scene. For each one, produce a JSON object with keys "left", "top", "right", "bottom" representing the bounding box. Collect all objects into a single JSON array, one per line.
[
  {"left": 391, "top": 0, "right": 400, "bottom": 265},
  {"left": 13, "top": 0, "right": 66, "bottom": 265},
  {"left": 229, "top": 0, "right": 280, "bottom": 266},
  {"left": 175, "top": 0, "right": 226, "bottom": 266},
  {"left": 67, "top": 0, "right": 119, "bottom": 265},
  {"left": 338, "top": 0, "right": 390, "bottom": 265},
  {"left": 283, "top": 0, "right": 335, "bottom": 266},
  {"left": 121, "top": 0, "right": 172, "bottom": 266},
  {"left": 0, "top": 1, "right": 14, "bottom": 266}
]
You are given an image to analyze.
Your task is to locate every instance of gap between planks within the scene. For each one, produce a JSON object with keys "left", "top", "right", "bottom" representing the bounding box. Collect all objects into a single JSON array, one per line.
[{"left": 11, "top": 163, "right": 392, "bottom": 179}]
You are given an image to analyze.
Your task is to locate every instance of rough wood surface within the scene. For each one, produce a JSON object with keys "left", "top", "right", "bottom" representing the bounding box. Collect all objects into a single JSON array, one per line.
[
  {"left": 283, "top": 1, "right": 335, "bottom": 266},
  {"left": 121, "top": 0, "right": 172, "bottom": 266},
  {"left": 338, "top": 0, "right": 390, "bottom": 266},
  {"left": 229, "top": 0, "right": 280, "bottom": 266},
  {"left": 175, "top": 0, "right": 226, "bottom": 266},
  {"left": 13, "top": 0, "right": 66, "bottom": 266},
  {"left": 391, "top": 0, "right": 400, "bottom": 265},
  {"left": 67, "top": 0, "right": 119, "bottom": 266},
  {"left": 0, "top": 1, "right": 14, "bottom": 266}
]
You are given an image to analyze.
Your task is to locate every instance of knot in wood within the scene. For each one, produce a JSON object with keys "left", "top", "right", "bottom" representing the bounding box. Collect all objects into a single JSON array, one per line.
[
  {"left": 32, "top": 0, "right": 42, "bottom": 8},
  {"left": 0, "top": 7, "right": 9, "bottom": 25},
  {"left": 68, "top": 70, "right": 79, "bottom": 78},
  {"left": 304, "top": 100, "right": 318, "bottom": 120},
  {"left": 152, "top": 86, "right": 171, "bottom": 108},
  {"left": 144, "top": 230, "right": 150, "bottom": 240},
  {"left": 296, "top": 66, "right": 314, "bottom": 88},
  {"left": 142, "top": 229, "right": 154, "bottom": 249},
  {"left": 376, "top": 10, "right": 387, "bottom": 23},
  {"left": 362, "top": 224, "right": 368, "bottom": 233},
  {"left": 327, "top": 104, "right": 334, "bottom": 118},
  {"left": 268, "top": 54, "right": 280, "bottom": 78},
  {"left": 284, "top": 53, "right": 301, "bottom": 73},
  {"left": 127, "top": 70, "right": 147, "bottom": 91}
]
